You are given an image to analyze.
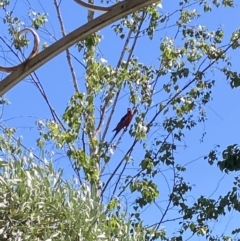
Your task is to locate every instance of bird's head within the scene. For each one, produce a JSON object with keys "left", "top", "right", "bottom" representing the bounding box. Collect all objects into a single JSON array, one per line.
[{"left": 127, "top": 108, "right": 132, "bottom": 113}]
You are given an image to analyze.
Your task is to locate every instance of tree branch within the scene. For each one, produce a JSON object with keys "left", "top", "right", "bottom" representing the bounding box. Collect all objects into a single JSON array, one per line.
[{"left": 53, "top": 0, "right": 79, "bottom": 92}]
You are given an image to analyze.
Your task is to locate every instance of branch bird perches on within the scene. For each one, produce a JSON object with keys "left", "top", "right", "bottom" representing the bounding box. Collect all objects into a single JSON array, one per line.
[{"left": 111, "top": 108, "right": 133, "bottom": 142}]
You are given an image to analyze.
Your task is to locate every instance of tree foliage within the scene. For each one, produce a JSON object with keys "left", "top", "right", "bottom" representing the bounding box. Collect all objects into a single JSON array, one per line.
[{"left": 0, "top": 0, "right": 240, "bottom": 240}]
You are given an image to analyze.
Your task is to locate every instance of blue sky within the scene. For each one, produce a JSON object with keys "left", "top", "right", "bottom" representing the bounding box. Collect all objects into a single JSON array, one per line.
[{"left": 0, "top": 0, "right": 240, "bottom": 239}]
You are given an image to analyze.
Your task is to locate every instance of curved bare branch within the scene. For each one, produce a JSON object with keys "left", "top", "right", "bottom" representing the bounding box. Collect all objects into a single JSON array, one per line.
[{"left": 0, "top": 28, "right": 40, "bottom": 73}]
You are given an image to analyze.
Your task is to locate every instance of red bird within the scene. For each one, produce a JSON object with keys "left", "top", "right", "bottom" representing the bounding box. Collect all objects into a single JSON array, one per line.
[{"left": 111, "top": 108, "right": 133, "bottom": 141}]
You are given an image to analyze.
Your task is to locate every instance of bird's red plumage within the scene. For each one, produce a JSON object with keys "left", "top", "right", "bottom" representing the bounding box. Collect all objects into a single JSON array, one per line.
[{"left": 112, "top": 108, "right": 133, "bottom": 135}]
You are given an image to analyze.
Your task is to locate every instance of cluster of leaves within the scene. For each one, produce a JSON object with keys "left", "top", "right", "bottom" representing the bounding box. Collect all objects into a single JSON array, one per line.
[
  {"left": 206, "top": 144, "right": 240, "bottom": 173},
  {"left": 218, "top": 144, "right": 240, "bottom": 172},
  {"left": 177, "top": 181, "right": 240, "bottom": 240},
  {"left": 0, "top": 129, "right": 152, "bottom": 241},
  {"left": 2, "top": 5, "right": 46, "bottom": 45}
]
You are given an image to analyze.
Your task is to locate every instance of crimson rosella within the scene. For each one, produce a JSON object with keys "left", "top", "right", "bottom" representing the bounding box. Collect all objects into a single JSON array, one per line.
[{"left": 111, "top": 108, "right": 133, "bottom": 141}]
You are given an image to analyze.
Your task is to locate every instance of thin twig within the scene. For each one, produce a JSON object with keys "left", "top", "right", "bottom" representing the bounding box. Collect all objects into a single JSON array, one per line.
[
  {"left": 101, "top": 138, "right": 137, "bottom": 196},
  {"left": 1, "top": 33, "right": 63, "bottom": 125},
  {"left": 53, "top": 0, "right": 79, "bottom": 92}
]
